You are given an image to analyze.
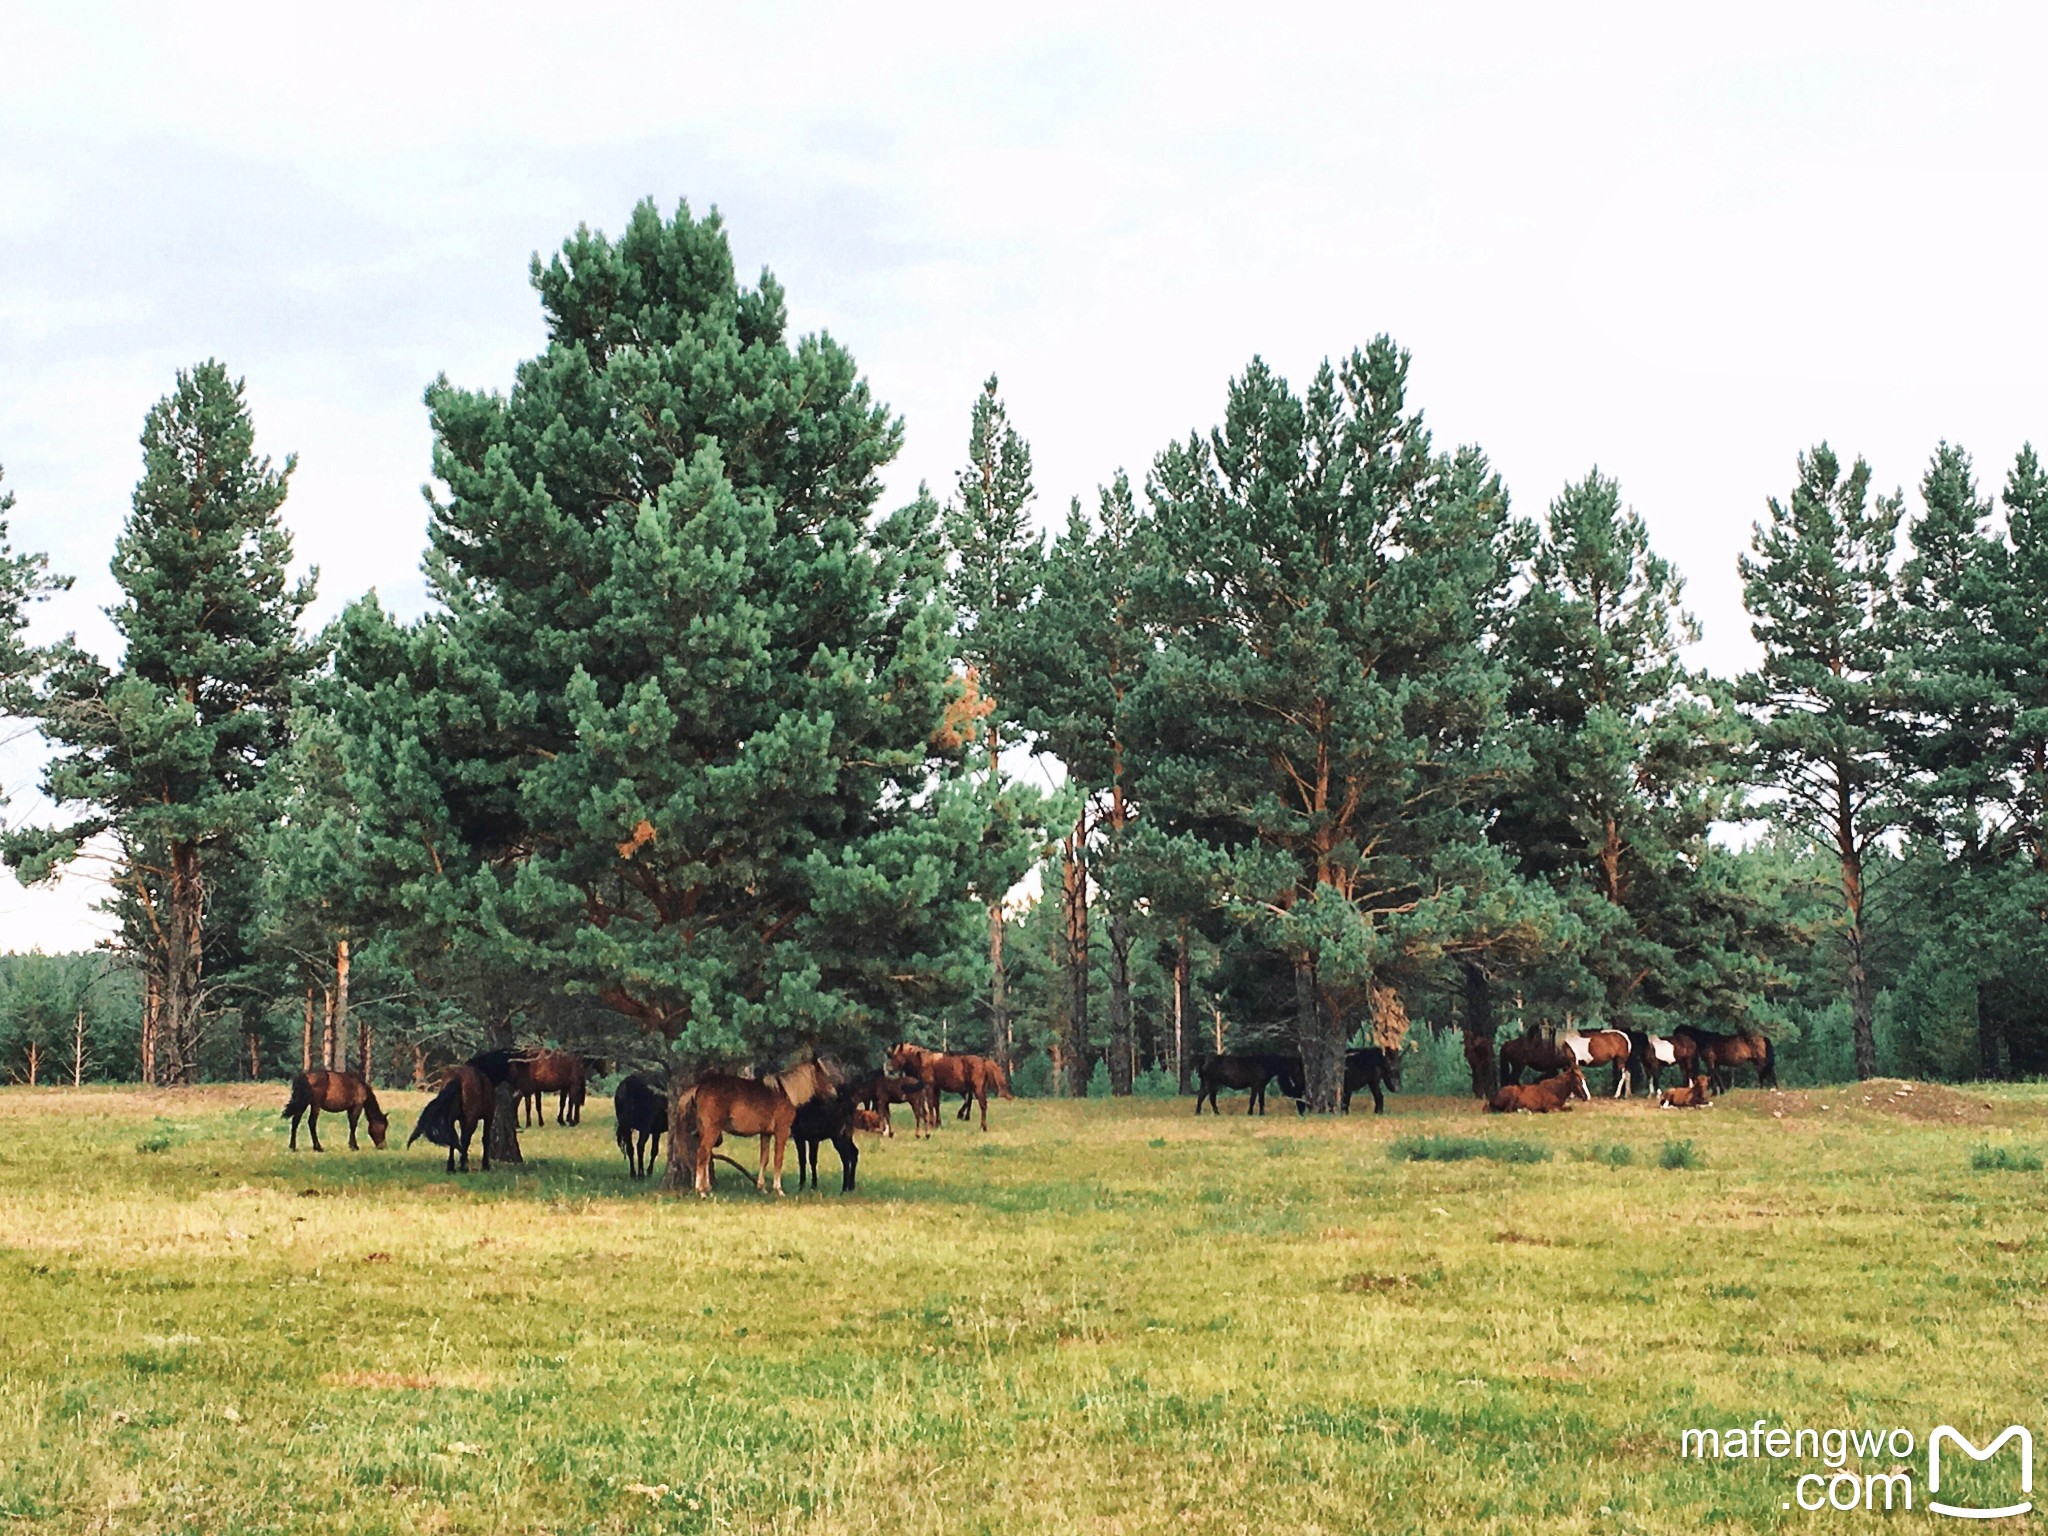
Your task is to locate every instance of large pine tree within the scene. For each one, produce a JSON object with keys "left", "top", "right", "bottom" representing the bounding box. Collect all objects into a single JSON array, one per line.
[
  {"left": 341, "top": 201, "right": 990, "bottom": 1071},
  {"left": 6, "top": 365, "right": 316, "bottom": 1083},
  {"left": 1738, "top": 445, "right": 1902, "bottom": 1080},
  {"left": 1131, "top": 341, "right": 1554, "bottom": 1110}
]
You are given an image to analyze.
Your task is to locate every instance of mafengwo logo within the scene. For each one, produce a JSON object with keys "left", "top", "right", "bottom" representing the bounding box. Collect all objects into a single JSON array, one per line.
[{"left": 1679, "top": 1421, "right": 2032, "bottom": 1516}]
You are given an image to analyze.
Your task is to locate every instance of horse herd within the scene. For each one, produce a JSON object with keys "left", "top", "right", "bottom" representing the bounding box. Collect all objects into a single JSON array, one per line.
[
  {"left": 274, "top": 1022, "right": 1776, "bottom": 1191},
  {"left": 279, "top": 1042, "right": 1015, "bottom": 1196}
]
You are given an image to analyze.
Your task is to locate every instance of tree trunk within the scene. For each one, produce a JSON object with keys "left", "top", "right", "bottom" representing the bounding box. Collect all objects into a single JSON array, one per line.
[
  {"left": 663, "top": 1075, "right": 703, "bottom": 1192},
  {"left": 245, "top": 1030, "right": 260, "bottom": 1080},
  {"left": 411, "top": 1042, "right": 428, "bottom": 1087},
  {"left": 1174, "top": 924, "right": 1193, "bottom": 1096},
  {"left": 1977, "top": 979, "right": 2001, "bottom": 1080},
  {"left": 301, "top": 987, "right": 314, "bottom": 1072},
  {"left": 1106, "top": 909, "right": 1134, "bottom": 1095},
  {"left": 321, "top": 987, "right": 337, "bottom": 1070},
  {"left": 26, "top": 1039, "right": 39, "bottom": 1086},
  {"left": 1838, "top": 834, "right": 1877, "bottom": 1080},
  {"left": 141, "top": 970, "right": 160, "bottom": 1086},
  {"left": 73, "top": 1007, "right": 87, "bottom": 1087},
  {"left": 989, "top": 900, "right": 1010, "bottom": 1071},
  {"left": 1295, "top": 959, "right": 1344, "bottom": 1113},
  {"left": 486, "top": 1082, "right": 523, "bottom": 1166},
  {"left": 334, "top": 937, "right": 352, "bottom": 1074},
  {"left": 1061, "top": 810, "right": 1090, "bottom": 1097},
  {"left": 163, "top": 840, "right": 205, "bottom": 1085},
  {"left": 1461, "top": 962, "right": 1499, "bottom": 1099}
]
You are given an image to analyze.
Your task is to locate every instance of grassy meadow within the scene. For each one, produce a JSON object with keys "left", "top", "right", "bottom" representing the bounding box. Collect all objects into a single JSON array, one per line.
[{"left": 2, "top": 1076, "right": 2045, "bottom": 1534}]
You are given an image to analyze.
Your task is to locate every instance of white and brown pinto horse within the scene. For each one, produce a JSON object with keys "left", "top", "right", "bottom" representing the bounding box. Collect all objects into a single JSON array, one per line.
[{"left": 1560, "top": 1029, "right": 1637, "bottom": 1098}]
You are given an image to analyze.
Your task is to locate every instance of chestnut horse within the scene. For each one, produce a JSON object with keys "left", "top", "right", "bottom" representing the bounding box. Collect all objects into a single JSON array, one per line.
[
  {"left": 887, "top": 1044, "right": 1012, "bottom": 1130},
  {"left": 512, "top": 1049, "right": 587, "bottom": 1126},
  {"left": 679, "top": 1059, "right": 837, "bottom": 1196},
  {"left": 407, "top": 1063, "right": 494, "bottom": 1172},
  {"left": 851, "top": 1070, "right": 937, "bottom": 1138},
  {"left": 1561, "top": 1029, "right": 1637, "bottom": 1098},
  {"left": 1486, "top": 1065, "right": 1588, "bottom": 1114},
  {"left": 282, "top": 1069, "right": 388, "bottom": 1151},
  {"left": 1659, "top": 1073, "right": 1715, "bottom": 1109},
  {"left": 1676, "top": 1025, "right": 1776, "bottom": 1091}
]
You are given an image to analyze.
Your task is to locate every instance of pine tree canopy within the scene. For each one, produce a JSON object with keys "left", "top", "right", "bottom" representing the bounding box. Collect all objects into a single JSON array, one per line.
[{"left": 341, "top": 200, "right": 987, "bottom": 1063}]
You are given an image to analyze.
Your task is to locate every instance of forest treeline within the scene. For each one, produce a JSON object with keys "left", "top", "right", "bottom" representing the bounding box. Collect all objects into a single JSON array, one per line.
[{"left": 0, "top": 200, "right": 2042, "bottom": 1105}]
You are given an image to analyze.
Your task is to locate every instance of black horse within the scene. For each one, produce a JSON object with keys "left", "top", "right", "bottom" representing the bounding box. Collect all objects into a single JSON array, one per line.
[
  {"left": 791, "top": 1087, "right": 860, "bottom": 1193},
  {"left": 1194, "top": 1053, "right": 1306, "bottom": 1115},
  {"left": 1340, "top": 1047, "right": 1402, "bottom": 1114},
  {"left": 613, "top": 1072, "right": 669, "bottom": 1179}
]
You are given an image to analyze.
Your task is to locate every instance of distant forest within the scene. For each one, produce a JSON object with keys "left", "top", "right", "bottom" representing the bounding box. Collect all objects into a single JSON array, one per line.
[{"left": 1, "top": 200, "right": 2042, "bottom": 1104}]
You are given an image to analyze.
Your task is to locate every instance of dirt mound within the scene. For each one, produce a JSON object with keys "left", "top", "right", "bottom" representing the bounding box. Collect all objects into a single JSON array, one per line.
[{"left": 1762, "top": 1079, "right": 1996, "bottom": 1124}]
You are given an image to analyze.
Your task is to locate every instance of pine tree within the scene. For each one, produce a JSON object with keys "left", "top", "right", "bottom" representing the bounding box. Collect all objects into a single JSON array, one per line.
[
  {"left": 6, "top": 365, "right": 317, "bottom": 1083},
  {"left": 1737, "top": 445, "right": 1902, "bottom": 1080},
  {"left": 0, "top": 465, "right": 71, "bottom": 718},
  {"left": 1500, "top": 471, "right": 1767, "bottom": 1043},
  {"left": 942, "top": 377, "right": 1044, "bottom": 1073},
  {"left": 341, "top": 201, "right": 988, "bottom": 1075},
  {"left": 1131, "top": 341, "right": 1559, "bottom": 1110}
]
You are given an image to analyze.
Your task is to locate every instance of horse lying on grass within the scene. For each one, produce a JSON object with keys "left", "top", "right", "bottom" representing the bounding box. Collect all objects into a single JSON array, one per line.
[
  {"left": 1486, "top": 1066, "right": 1588, "bottom": 1114},
  {"left": 282, "top": 1069, "right": 388, "bottom": 1151},
  {"left": 1659, "top": 1074, "right": 1716, "bottom": 1109}
]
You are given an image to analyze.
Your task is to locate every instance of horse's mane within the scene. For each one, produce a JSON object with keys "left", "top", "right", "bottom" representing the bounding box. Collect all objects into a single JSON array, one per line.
[
  {"left": 363, "top": 1087, "right": 386, "bottom": 1122},
  {"left": 767, "top": 1060, "right": 833, "bottom": 1109}
]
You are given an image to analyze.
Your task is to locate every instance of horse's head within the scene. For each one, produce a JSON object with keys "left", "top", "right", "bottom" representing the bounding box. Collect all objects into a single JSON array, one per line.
[
  {"left": 1563, "top": 1066, "right": 1589, "bottom": 1100},
  {"left": 886, "top": 1042, "right": 920, "bottom": 1073},
  {"left": 366, "top": 1106, "right": 390, "bottom": 1149},
  {"left": 1383, "top": 1049, "right": 1404, "bottom": 1091}
]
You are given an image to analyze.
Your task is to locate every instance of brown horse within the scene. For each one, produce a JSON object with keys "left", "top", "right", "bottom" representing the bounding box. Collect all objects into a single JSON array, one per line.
[
  {"left": 1486, "top": 1066, "right": 1588, "bottom": 1114},
  {"left": 511, "top": 1049, "right": 588, "bottom": 1126},
  {"left": 1498, "top": 1032, "right": 1576, "bottom": 1086},
  {"left": 406, "top": 1063, "right": 494, "bottom": 1172},
  {"left": 1676, "top": 1026, "right": 1776, "bottom": 1091},
  {"left": 854, "top": 1071, "right": 938, "bottom": 1138},
  {"left": 887, "top": 1044, "right": 1012, "bottom": 1130},
  {"left": 282, "top": 1069, "right": 388, "bottom": 1151},
  {"left": 680, "top": 1059, "right": 837, "bottom": 1196},
  {"left": 1659, "top": 1074, "right": 1716, "bottom": 1109}
]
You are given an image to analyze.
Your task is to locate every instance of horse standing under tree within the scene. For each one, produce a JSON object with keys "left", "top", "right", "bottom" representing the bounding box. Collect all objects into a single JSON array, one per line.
[
  {"left": 886, "top": 1044, "right": 1011, "bottom": 1131},
  {"left": 677, "top": 1059, "right": 838, "bottom": 1196},
  {"left": 1676, "top": 1026, "right": 1776, "bottom": 1091},
  {"left": 1194, "top": 1053, "right": 1304, "bottom": 1115},
  {"left": 613, "top": 1072, "right": 669, "bottom": 1179},
  {"left": 407, "top": 1063, "right": 495, "bottom": 1172},
  {"left": 1498, "top": 1033, "right": 1576, "bottom": 1086},
  {"left": 282, "top": 1069, "right": 388, "bottom": 1151},
  {"left": 512, "top": 1049, "right": 587, "bottom": 1126}
]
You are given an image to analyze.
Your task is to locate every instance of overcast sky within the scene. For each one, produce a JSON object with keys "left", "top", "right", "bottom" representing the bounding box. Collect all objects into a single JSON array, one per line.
[{"left": 4, "top": 2, "right": 2045, "bottom": 949}]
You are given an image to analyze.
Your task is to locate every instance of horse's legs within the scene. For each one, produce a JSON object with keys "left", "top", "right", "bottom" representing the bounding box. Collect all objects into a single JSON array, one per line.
[
  {"left": 770, "top": 1130, "right": 788, "bottom": 1196},
  {"left": 1371, "top": 1080, "right": 1385, "bottom": 1115},
  {"left": 956, "top": 1092, "right": 970, "bottom": 1121},
  {"left": 755, "top": 1132, "right": 771, "bottom": 1192},
  {"left": 348, "top": 1107, "right": 361, "bottom": 1149},
  {"left": 308, "top": 1106, "right": 324, "bottom": 1153},
  {"left": 978, "top": 1086, "right": 988, "bottom": 1131},
  {"left": 446, "top": 1143, "right": 455, "bottom": 1173},
  {"left": 288, "top": 1108, "right": 301, "bottom": 1150}
]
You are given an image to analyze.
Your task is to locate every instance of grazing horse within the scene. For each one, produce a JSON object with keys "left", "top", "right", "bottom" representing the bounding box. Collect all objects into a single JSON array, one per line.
[
  {"left": 1486, "top": 1066, "right": 1589, "bottom": 1114},
  {"left": 1659, "top": 1073, "right": 1716, "bottom": 1109},
  {"left": 1340, "top": 1047, "right": 1402, "bottom": 1115},
  {"left": 511, "top": 1049, "right": 587, "bottom": 1126},
  {"left": 407, "top": 1064, "right": 494, "bottom": 1172},
  {"left": 613, "top": 1072, "right": 670, "bottom": 1179},
  {"left": 886, "top": 1044, "right": 1012, "bottom": 1131},
  {"left": 851, "top": 1071, "right": 937, "bottom": 1138},
  {"left": 282, "top": 1069, "right": 388, "bottom": 1151},
  {"left": 1194, "top": 1053, "right": 1305, "bottom": 1115},
  {"left": 1498, "top": 1032, "right": 1577, "bottom": 1086},
  {"left": 790, "top": 1090, "right": 861, "bottom": 1193},
  {"left": 1676, "top": 1026, "right": 1777, "bottom": 1091},
  {"left": 1561, "top": 1029, "right": 1637, "bottom": 1098},
  {"left": 680, "top": 1059, "right": 837, "bottom": 1196}
]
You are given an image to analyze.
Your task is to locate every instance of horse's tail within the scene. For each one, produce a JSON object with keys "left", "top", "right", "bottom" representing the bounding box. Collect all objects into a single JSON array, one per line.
[
  {"left": 407, "top": 1078, "right": 463, "bottom": 1150},
  {"left": 282, "top": 1073, "right": 310, "bottom": 1118},
  {"left": 989, "top": 1060, "right": 1014, "bottom": 1099}
]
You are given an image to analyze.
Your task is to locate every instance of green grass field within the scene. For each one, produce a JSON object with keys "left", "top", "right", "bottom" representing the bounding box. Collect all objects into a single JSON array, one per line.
[{"left": 2, "top": 1077, "right": 2044, "bottom": 1534}]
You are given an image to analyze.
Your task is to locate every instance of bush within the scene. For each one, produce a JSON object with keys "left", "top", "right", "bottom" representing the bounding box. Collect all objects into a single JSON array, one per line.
[
  {"left": 1388, "top": 1134, "right": 1551, "bottom": 1165},
  {"left": 1575, "top": 1143, "right": 1634, "bottom": 1166},
  {"left": 1659, "top": 1139, "right": 1700, "bottom": 1170},
  {"left": 1971, "top": 1144, "right": 2044, "bottom": 1172}
]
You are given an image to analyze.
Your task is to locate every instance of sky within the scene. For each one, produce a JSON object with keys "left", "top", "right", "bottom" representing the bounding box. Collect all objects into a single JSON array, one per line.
[{"left": 3, "top": 2, "right": 2045, "bottom": 950}]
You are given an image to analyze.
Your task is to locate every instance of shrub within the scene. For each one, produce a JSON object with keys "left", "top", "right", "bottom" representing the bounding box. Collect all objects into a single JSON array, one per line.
[
  {"left": 1574, "top": 1143, "right": 1634, "bottom": 1166},
  {"left": 1659, "top": 1139, "right": 1700, "bottom": 1170},
  {"left": 1971, "top": 1144, "right": 2044, "bottom": 1172},
  {"left": 1388, "top": 1134, "right": 1551, "bottom": 1165}
]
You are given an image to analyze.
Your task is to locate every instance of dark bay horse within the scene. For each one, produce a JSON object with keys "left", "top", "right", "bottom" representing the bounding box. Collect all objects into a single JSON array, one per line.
[
  {"left": 1499, "top": 1032, "right": 1576, "bottom": 1086},
  {"left": 1676, "top": 1026, "right": 1776, "bottom": 1091},
  {"left": 791, "top": 1090, "right": 860, "bottom": 1193},
  {"left": 613, "top": 1072, "right": 669, "bottom": 1179},
  {"left": 1340, "top": 1047, "right": 1402, "bottom": 1115},
  {"left": 1195, "top": 1053, "right": 1304, "bottom": 1115},
  {"left": 512, "top": 1049, "right": 587, "bottom": 1126},
  {"left": 282, "top": 1069, "right": 388, "bottom": 1151},
  {"left": 886, "top": 1044, "right": 1011, "bottom": 1130},
  {"left": 679, "top": 1060, "right": 836, "bottom": 1196},
  {"left": 852, "top": 1070, "right": 937, "bottom": 1138},
  {"left": 1486, "top": 1066, "right": 1588, "bottom": 1113},
  {"left": 407, "top": 1064, "right": 494, "bottom": 1172}
]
